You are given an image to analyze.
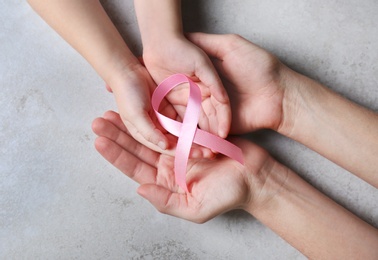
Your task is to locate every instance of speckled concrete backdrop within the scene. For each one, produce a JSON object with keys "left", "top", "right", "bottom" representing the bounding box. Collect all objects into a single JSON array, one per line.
[{"left": 1, "top": 0, "right": 377, "bottom": 259}]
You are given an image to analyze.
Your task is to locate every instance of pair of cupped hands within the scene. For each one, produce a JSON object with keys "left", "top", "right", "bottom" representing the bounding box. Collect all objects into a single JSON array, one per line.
[{"left": 92, "top": 32, "right": 291, "bottom": 223}]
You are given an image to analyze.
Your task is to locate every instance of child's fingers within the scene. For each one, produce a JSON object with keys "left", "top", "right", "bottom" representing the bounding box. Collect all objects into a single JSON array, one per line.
[
  {"left": 101, "top": 110, "right": 169, "bottom": 156},
  {"left": 211, "top": 94, "right": 232, "bottom": 138},
  {"left": 195, "top": 57, "right": 231, "bottom": 138},
  {"left": 122, "top": 110, "right": 173, "bottom": 154},
  {"left": 196, "top": 59, "right": 230, "bottom": 105},
  {"left": 196, "top": 77, "right": 231, "bottom": 138}
]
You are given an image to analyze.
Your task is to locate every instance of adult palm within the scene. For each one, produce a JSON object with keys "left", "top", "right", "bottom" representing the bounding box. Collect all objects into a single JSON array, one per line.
[{"left": 92, "top": 111, "right": 272, "bottom": 223}]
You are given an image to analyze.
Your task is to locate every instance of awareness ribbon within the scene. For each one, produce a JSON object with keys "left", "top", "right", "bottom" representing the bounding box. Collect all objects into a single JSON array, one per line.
[{"left": 152, "top": 74, "right": 244, "bottom": 192}]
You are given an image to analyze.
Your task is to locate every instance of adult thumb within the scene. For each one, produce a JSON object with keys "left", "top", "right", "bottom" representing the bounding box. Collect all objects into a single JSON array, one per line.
[{"left": 186, "top": 32, "right": 235, "bottom": 59}]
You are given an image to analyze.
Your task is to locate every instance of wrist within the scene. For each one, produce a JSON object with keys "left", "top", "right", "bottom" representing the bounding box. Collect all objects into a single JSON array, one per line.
[
  {"left": 242, "top": 154, "right": 291, "bottom": 216},
  {"left": 276, "top": 66, "right": 326, "bottom": 139},
  {"left": 142, "top": 33, "right": 185, "bottom": 52},
  {"left": 102, "top": 50, "right": 142, "bottom": 91},
  {"left": 134, "top": 0, "right": 183, "bottom": 47}
]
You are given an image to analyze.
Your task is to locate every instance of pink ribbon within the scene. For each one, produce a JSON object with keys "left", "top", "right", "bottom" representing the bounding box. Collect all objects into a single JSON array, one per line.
[{"left": 152, "top": 74, "right": 244, "bottom": 192}]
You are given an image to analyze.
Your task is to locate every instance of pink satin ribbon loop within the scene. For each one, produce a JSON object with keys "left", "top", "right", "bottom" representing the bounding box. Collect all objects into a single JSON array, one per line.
[{"left": 152, "top": 74, "right": 244, "bottom": 192}]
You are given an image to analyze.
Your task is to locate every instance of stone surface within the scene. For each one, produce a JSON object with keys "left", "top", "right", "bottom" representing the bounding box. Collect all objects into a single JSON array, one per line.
[{"left": 1, "top": 0, "right": 377, "bottom": 259}]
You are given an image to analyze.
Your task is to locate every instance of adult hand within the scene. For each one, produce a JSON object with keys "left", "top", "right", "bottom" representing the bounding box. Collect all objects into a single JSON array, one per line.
[
  {"left": 187, "top": 33, "right": 289, "bottom": 134},
  {"left": 92, "top": 111, "right": 276, "bottom": 223},
  {"left": 92, "top": 111, "right": 378, "bottom": 259},
  {"left": 188, "top": 34, "right": 378, "bottom": 187}
]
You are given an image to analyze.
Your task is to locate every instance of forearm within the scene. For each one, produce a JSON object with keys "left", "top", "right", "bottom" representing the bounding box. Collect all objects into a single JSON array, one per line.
[
  {"left": 279, "top": 68, "right": 378, "bottom": 187},
  {"left": 134, "top": 0, "right": 183, "bottom": 46},
  {"left": 28, "top": 0, "right": 139, "bottom": 87},
  {"left": 247, "top": 160, "right": 378, "bottom": 259}
]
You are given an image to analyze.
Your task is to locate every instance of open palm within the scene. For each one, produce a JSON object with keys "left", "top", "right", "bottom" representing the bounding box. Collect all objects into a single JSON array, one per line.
[{"left": 92, "top": 111, "right": 271, "bottom": 223}]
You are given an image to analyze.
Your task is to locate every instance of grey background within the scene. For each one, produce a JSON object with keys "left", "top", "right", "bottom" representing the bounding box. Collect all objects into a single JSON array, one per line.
[{"left": 1, "top": 0, "right": 377, "bottom": 259}]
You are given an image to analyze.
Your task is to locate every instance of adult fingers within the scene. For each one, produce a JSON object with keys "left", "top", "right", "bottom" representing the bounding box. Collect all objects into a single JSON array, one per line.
[
  {"left": 187, "top": 33, "right": 243, "bottom": 60},
  {"left": 92, "top": 116, "right": 160, "bottom": 167},
  {"left": 94, "top": 136, "right": 157, "bottom": 185},
  {"left": 102, "top": 110, "right": 129, "bottom": 133}
]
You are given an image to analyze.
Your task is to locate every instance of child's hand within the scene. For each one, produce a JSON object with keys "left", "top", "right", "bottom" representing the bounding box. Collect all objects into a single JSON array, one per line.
[
  {"left": 142, "top": 36, "right": 231, "bottom": 139},
  {"left": 107, "top": 64, "right": 213, "bottom": 158},
  {"left": 133, "top": 0, "right": 230, "bottom": 138},
  {"left": 107, "top": 64, "right": 170, "bottom": 153}
]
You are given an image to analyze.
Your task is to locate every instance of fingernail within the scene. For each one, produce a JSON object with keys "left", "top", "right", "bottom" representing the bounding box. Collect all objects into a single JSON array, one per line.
[{"left": 158, "top": 141, "right": 167, "bottom": 150}]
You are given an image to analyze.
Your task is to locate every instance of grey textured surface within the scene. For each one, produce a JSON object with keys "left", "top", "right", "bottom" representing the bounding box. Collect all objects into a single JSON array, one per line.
[{"left": 1, "top": 0, "right": 377, "bottom": 259}]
